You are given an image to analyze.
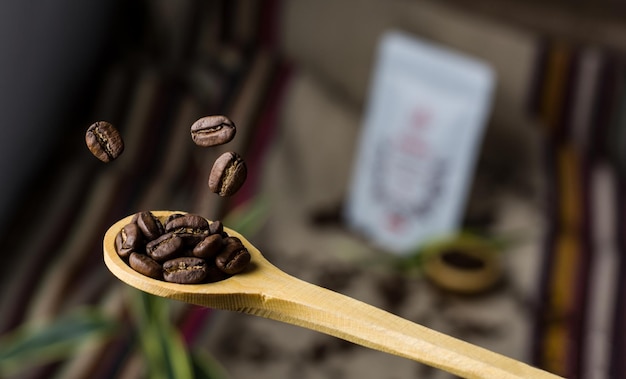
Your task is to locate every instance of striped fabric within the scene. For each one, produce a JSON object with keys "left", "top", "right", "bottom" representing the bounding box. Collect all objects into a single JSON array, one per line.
[{"left": 530, "top": 39, "right": 626, "bottom": 378}]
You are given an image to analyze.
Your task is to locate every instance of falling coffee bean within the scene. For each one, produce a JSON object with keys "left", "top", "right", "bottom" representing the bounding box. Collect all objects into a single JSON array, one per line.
[
  {"left": 208, "top": 151, "right": 247, "bottom": 197},
  {"left": 190, "top": 115, "right": 236, "bottom": 147},
  {"left": 163, "top": 257, "right": 209, "bottom": 284},
  {"left": 85, "top": 121, "right": 124, "bottom": 162}
]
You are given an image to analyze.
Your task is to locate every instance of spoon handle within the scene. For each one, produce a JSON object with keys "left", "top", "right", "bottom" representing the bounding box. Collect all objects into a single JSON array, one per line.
[{"left": 225, "top": 271, "right": 562, "bottom": 379}]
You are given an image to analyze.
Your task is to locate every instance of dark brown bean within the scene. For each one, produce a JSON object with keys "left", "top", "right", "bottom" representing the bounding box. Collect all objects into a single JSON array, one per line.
[
  {"left": 192, "top": 234, "right": 223, "bottom": 259},
  {"left": 136, "top": 211, "right": 164, "bottom": 240},
  {"left": 163, "top": 257, "right": 208, "bottom": 284},
  {"left": 146, "top": 232, "right": 184, "bottom": 262},
  {"left": 190, "top": 115, "right": 236, "bottom": 147},
  {"left": 208, "top": 151, "right": 247, "bottom": 197},
  {"left": 115, "top": 223, "right": 143, "bottom": 259},
  {"left": 129, "top": 252, "right": 163, "bottom": 279},
  {"left": 208, "top": 220, "right": 223, "bottom": 235},
  {"left": 85, "top": 121, "right": 124, "bottom": 162},
  {"left": 165, "top": 213, "right": 185, "bottom": 226},
  {"left": 216, "top": 238, "right": 251, "bottom": 275},
  {"left": 165, "top": 214, "right": 209, "bottom": 233},
  {"left": 165, "top": 214, "right": 210, "bottom": 245}
]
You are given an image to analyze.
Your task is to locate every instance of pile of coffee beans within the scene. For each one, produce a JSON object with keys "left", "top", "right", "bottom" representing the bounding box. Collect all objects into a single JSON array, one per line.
[{"left": 116, "top": 211, "right": 251, "bottom": 284}]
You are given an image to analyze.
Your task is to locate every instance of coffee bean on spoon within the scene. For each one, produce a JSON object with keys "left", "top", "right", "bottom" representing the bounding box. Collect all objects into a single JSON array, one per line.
[
  {"left": 208, "top": 151, "right": 247, "bottom": 197},
  {"left": 216, "top": 236, "right": 251, "bottom": 275},
  {"left": 163, "top": 257, "right": 209, "bottom": 284},
  {"left": 129, "top": 252, "right": 163, "bottom": 280},
  {"left": 165, "top": 214, "right": 209, "bottom": 233},
  {"left": 165, "top": 213, "right": 210, "bottom": 245},
  {"left": 146, "top": 232, "right": 184, "bottom": 262},
  {"left": 115, "top": 223, "right": 144, "bottom": 259},
  {"left": 190, "top": 115, "right": 236, "bottom": 147},
  {"left": 136, "top": 211, "right": 164, "bottom": 240},
  {"left": 119, "top": 212, "right": 252, "bottom": 284},
  {"left": 165, "top": 213, "right": 185, "bottom": 226},
  {"left": 85, "top": 121, "right": 124, "bottom": 162},
  {"left": 209, "top": 220, "right": 224, "bottom": 235},
  {"left": 192, "top": 234, "right": 223, "bottom": 259}
]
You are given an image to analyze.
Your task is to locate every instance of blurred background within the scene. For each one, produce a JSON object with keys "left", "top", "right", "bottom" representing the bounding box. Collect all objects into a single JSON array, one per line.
[{"left": 1, "top": 0, "right": 625, "bottom": 378}]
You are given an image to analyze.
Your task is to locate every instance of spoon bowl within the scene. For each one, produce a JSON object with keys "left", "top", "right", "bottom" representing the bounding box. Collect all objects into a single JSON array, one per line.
[{"left": 104, "top": 211, "right": 562, "bottom": 379}]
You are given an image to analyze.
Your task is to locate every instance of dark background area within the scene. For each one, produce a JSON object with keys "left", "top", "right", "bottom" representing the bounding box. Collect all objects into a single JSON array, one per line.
[{"left": 0, "top": 0, "right": 143, "bottom": 231}]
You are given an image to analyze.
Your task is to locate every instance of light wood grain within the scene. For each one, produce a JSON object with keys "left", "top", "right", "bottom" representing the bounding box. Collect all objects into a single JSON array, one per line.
[{"left": 103, "top": 211, "right": 563, "bottom": 379}]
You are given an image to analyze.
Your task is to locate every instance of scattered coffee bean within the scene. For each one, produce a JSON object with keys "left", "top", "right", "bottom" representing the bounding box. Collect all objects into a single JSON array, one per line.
[
  {"left": 129, "top": 252, "right": 163, "bottom": 279},
  {"left": 208, "top": 151, "right": 247, "bottom": 197},
  {"left": 85, "top": 121, "right": 124, "bottom": 162},
  {"left": 118, "top": 212, "right": 251, "bottom": 284},
  {"left": 190, "top": 115, "right": 236, "bottom": 147},
  {"left": 163, "top": 257, "right": 209, "bottom": 284}
]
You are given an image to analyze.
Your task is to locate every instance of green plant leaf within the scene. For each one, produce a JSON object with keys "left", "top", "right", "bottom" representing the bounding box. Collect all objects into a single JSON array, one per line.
[
  {"left": 190, "top": 350, "right": 230, "bottom": 379},
  {"left": 0, "top": 308, "right": 118, "bottom": 376},
  {"left": 129, "top": 291, "right": 193, "bottom": 379}
]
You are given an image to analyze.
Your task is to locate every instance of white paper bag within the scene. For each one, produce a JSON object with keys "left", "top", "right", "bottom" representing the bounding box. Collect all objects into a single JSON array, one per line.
[{"left": 345, "top": 30, "right": 495, "bottom": 254}]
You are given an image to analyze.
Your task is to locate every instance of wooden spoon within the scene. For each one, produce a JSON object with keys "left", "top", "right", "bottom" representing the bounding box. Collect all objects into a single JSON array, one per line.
[{"left": 103, "top": 211, "right": 562, "bottom": 379}]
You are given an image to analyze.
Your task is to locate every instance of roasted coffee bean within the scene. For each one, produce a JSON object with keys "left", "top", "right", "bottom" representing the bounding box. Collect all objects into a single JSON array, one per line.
[
  {"left": 216, "top": 238, "right": 251, "bottom": 275},
  {"left": 85, "top": 121, "right": 124, "bottom": 162},
  {"left": 115, "top": 223, "right": 143, "bottom": 259},
  {"left": 121, "top": 212, "right": 251, "bottom": 283},
  {"left": 208, "top": 220, "right": 223, "bottom": 235},
  {"left": 193, "top": 234, "right": 223, "bottom": 259},
  {"left": 165, "top": 214, "right": 209, "bottom": 233},
  {"left": 165, "top": 213, "right": 184, "bottom": 226},
  {"left": 163, "top": 257, "right": 208, "bottom": 284},
  {"left": 222, "top": 235, "right": 242, "bottom": 247},
  {"left": 146, "top": 232, "right": 184, "bottom": 262},
  {"left": 129, "top": 252, "right": 163, "bottom": 279},
  {"left": 136, "top": 211, "right": 164, "bottom": 240},
  {"left": 208, "top": 151, "right": 247, "bottom": 197},
  {"left": 164, "top": 213, "right": 209, "bottom": 244},
  {"left": 190, "top": 115, "right": 236, "bottom": 147}
]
